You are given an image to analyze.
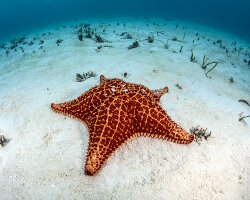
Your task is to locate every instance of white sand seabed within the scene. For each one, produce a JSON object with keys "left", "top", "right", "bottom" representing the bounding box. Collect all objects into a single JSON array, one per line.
[{"left": 0, "top": 17, "right": 249, "bottom": 199}]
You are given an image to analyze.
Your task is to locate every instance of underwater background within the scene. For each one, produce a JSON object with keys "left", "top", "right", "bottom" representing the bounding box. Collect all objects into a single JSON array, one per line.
[
  {"left": 0, "top": 0, "right": 250, "bottom": 41},
  {"left": 1, "top": 0, "right": 250, "bottom": 199}
]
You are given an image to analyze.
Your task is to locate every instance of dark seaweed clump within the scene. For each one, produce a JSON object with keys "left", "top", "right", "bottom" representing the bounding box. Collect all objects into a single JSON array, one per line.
[
  {"left": 83, "top": 25, "right": 96, "bottom": 39},
  {"left": 190, "top": 126, "right": 211, "bottom": 144},
  {"left": 147, "top": 35, "right": 154, "bottom": 43},
  {"left": 95, "top": 34, "right": 104, "bottom": 43},
  {"left": 75, "top": 71, "right": 97, "bottom": 82},
  {"left": 190, "top": 50, "right": 197, "bottom": 63},
  {"left": 128, "top": 41, "right": 139, "bottom": 49},
  {"left": 175, "top": 83, "right": 182, "bottom": 90},
  {"left": 0, "top": 135, "right": 8, "bottom": 147},
  {"left": 82, "top": 24, "right": 107, "bottom": 43},
  {"left": 124, "top": 33, "right": 133, "bottom": 39},
  {"left": 56, "top": 39, "right": 63, "bottom": 46},
  {"left": 10, "top": 36, "right": 26, "bottom": 50},
  {"left": 172, "top": 36, "right": 178, "bottom": 41},
  {"left": 229, "top": 77, "right": 234, "bottom": 83},
  {"left": 78, "top": 27, "right": 83, "bottom": 41}
]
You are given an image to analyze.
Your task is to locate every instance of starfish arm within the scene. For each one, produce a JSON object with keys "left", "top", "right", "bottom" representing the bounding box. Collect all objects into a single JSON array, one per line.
[
  {"left": 128, "top": 84, "right": 168, "bottom": 104},
  {"left": 152, "top": 86, "right": 169, "bottom": 103},
  {"left": 153, "top": 86, "right": 169, "bottom": 98},
  {"left": 84, "top": 96, "right": 133, "bottom": 175},
  {"left": 133, "top": 96, "right": 194, "bottom": 144},
  {"left": 100, "top": 75, "right": 108, "bottom": 85},
  {"left": 85, "top": 127, "right": 132, "bottom": 175},
  {"left": 51, "top": 84, "right": 113, "bottom": 121}
]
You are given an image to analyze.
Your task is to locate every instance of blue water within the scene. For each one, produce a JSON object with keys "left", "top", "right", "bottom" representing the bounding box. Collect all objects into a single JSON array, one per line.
[{"left": 0, "top": 0, "right": 250, "bottom": 41}]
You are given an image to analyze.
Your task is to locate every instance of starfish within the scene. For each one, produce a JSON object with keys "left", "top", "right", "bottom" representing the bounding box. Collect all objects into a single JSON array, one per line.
[{"left": 51, "top": 75, "right": 194, "bottom": 175}]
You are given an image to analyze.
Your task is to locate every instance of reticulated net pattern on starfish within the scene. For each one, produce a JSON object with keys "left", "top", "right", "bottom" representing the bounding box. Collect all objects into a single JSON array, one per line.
[{"left": 51, "top": 75, "right": 194, "bottom": 176}]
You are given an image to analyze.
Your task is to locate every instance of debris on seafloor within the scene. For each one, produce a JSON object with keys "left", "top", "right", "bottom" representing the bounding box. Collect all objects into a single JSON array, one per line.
[
  {"left": 123, "top": 33, "right": 133, "bottom": 39},
  {"left": 205, "top": 62, "right": 221, "bottom": 78},
  {"left": 0, "top": 135, "right": 8, "bottom": 147},
  {"left": 190, "top": 126, "right": 212, "bottom": 144},
  {"left": 56, "top": 39, "right": 63, "bottom": 46},
  {"left": 84, "top": 26, "right": 94, "bottom": 39},
  {"left": 172, "top": 36, "right": 178, "bottom": 41},
  {"left": 201, "top": 55, "right": 220, "bottom": 70},
  {"left": 78, "top": 27, "right": 83, "bottom": 41},
  {"left": 94, "top": 34, "right": 111, "bottom": 43},
  {"left": 175, "top": 83, "right": 182, "bottom": 90},
  {"left": 147, "top": 35, "right": 154, "bottom": 43},
  {"left": 182, "top": 33, "right": 186, "bottom": 42},
  {"left": 229, "top": 77, "right": 234, "bottom": 83},
  {"left": 154, "top": 39, "right": 169, "bottom": 49},
  {"left": 95, "top": 45, "right": 103, "bottom": 52},
  {"left": 239, "top": 112, "right": 250, "bottom": 122},
  {"left": 239, "top": 99, "right": 250, "bottom": 107},
  {"left": 128, "top": 41, "right": 139, "bottom": 49},
  {"left": 95, "top": 45, "right": 112, "bottom": 52},
  {"left": 216, "top": 39, "right": 222, "bottom": 44},
  {"left": 179, "top": 45, "right": 183, "bottom": 53},
  {"left": 120, "top": 32, "right": 127, "bottom": 36},
  {"left": 6, "top": 50, "right": 10, "bottom": 57},
  {"left": 156, "top": 31, "right": 165, "bottom": 36},
  {"left": 95, "top": 34, "right": 105, "bottom": 43},
  {"left": 75, "top": 71, "right": 97, "bottom": 82},
  {"left": 190, "top": 50, "right": 196, "bottom": 63}
]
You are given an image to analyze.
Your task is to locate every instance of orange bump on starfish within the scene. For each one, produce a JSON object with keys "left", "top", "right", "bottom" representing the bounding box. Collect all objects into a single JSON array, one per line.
[{"left": 51, "top": 75, "right": 194, "bottom": 176}]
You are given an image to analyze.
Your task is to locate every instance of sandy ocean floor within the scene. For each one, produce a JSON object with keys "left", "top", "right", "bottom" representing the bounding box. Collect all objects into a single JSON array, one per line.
[{"left": 0, "top": 17, "right": 249, "bottom": 199}]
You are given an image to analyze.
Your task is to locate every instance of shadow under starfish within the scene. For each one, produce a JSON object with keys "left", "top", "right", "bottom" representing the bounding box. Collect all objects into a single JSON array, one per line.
[{"left": 51, "top": 75, "right": 194, "bottom": 176}]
